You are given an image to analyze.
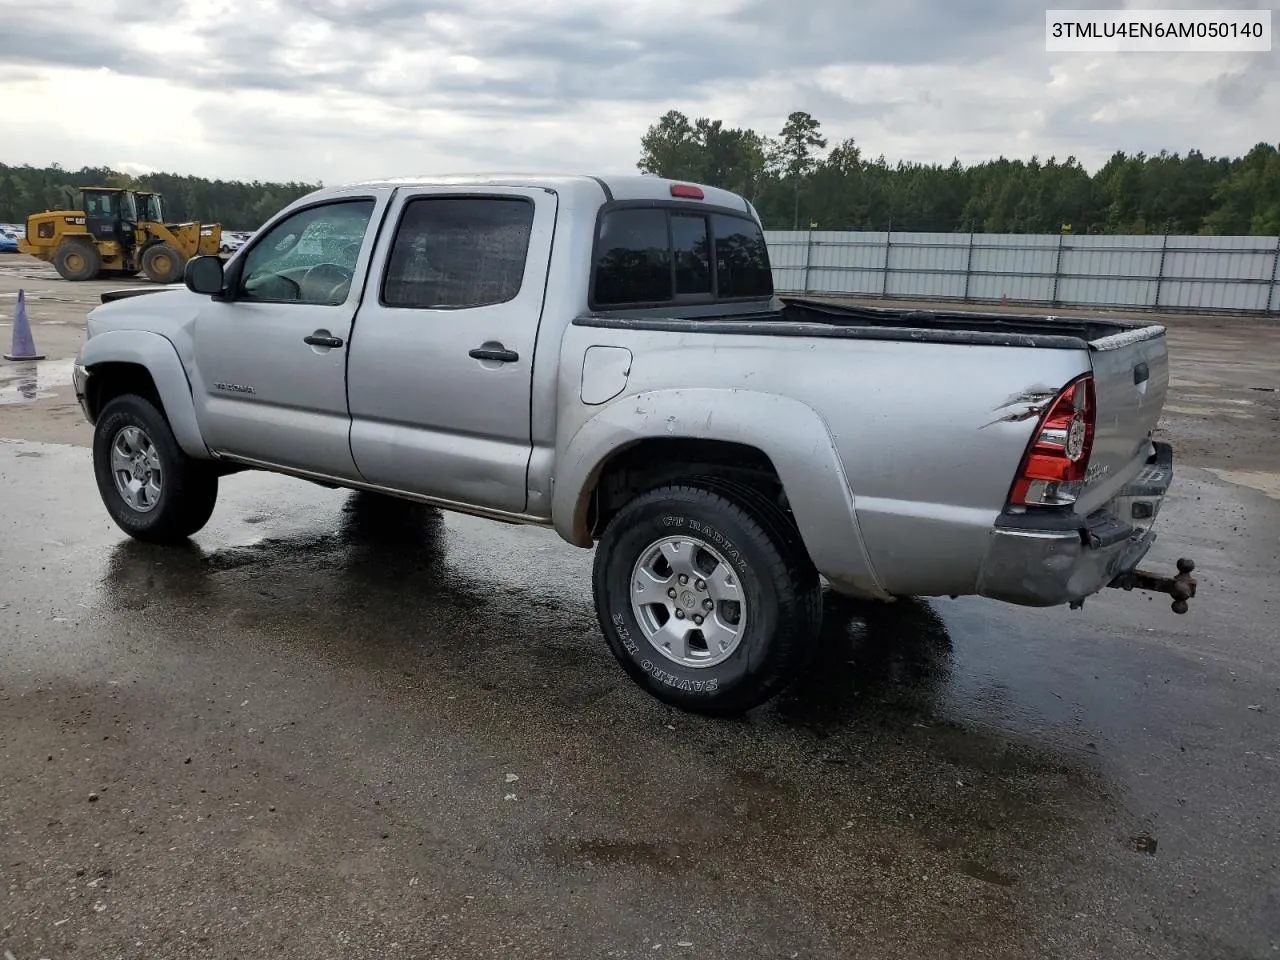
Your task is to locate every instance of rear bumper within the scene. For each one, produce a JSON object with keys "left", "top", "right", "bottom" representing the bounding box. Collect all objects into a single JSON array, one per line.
[{"left": 976, "top": 441, "right": 1173, "bottom": 608}]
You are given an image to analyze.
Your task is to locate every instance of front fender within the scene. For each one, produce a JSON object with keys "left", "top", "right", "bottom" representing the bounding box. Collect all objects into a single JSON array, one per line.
[
  {"left": 554, "top": 388, "right": 889, "bottom": 600},
  {"left": 80, "top": 330, "right": 209, "bottom": 459}
]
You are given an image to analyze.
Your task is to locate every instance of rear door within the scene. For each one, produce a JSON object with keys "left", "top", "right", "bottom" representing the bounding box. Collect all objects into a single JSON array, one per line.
[
  {"left": 190, "top": 189, "right": 394, "bottom": 479},
  {"left": 1076, "top": 326, "right": 1170, "bottom": 512},
  {"left": 345, "top": 186, "right": 557, "bottom": 513}
]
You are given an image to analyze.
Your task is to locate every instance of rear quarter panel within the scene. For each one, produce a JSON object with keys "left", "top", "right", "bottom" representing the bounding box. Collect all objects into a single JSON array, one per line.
[{"left": 554, "top": 322, "right": 1092, "bottom": 598}]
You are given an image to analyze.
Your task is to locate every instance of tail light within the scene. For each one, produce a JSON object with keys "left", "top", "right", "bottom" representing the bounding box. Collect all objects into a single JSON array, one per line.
[{"left": 1009, "top": 373, "right": 1096, "bottom": 507}]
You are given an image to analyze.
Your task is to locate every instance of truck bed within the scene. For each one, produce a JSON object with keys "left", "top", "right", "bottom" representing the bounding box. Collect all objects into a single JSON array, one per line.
[{"left": 577, "top": 296, "right": 1164, "bottom": 352}]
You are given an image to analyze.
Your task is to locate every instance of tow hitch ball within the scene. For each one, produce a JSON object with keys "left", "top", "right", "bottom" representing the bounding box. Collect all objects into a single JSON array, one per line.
[{"left": 1109, "top": 558, "right": 1197, "bottom": 614}]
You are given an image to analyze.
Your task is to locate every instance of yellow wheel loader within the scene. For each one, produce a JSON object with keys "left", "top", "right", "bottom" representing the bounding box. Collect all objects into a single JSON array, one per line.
[{"left": 18, "top": 187, "right": 224, "bottom": 283}]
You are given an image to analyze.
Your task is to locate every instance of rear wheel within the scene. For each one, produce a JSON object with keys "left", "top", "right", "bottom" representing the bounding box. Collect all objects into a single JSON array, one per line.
[
  {"left": 593, "top": 482, "right": 822, "bottom": 715},
  {"left": 53, "top": 241, "right": 101, "bottom": 281},
  {"left": 141, "top": 243, "right": 185, "bottom": 284},
  {"left": 92, "top": 395, "right": 218, "bottom": 543}
]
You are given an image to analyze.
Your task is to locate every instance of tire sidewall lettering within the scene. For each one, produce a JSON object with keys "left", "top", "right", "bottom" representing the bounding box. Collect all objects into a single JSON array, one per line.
[
  {"left": 660, "top": 514, "right": 749, "bottom": 577},
  {"left": 639, "top": 658, "right": 719, "bottom": 693},
  {"left": 601, "top": 504, "right": 768, "bottom": 698}
]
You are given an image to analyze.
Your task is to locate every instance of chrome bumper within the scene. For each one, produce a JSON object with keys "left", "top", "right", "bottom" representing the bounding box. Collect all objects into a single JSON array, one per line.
[{"left": 976, "top": 442, "right": 1173, "bottom": 608}]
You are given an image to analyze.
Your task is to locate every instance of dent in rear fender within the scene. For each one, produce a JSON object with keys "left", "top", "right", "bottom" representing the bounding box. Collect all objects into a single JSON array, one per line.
[
  {"left": 553, "top": 388, "right": 891, "bottom": 600},
  {"left": 79, "top": 330, "right": 209, "bottom": 459}
]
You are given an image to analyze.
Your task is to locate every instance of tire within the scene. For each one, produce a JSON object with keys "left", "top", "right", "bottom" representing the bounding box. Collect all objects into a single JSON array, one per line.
[
  {"left": 53, "top": 241, "right": 101, "bottom": 281},
  {"left": 593, "top": 482, "right": 822, "bottom": 715},
  {"left": 141, "top": 243, "right": 185, "bottom": 284},
  {"left": 92, "top": 395, "right": 218, "bottom": 543}
]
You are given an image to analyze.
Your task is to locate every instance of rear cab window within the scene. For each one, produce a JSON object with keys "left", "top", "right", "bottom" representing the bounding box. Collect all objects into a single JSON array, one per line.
[
  {"left": 381, "top": 196, "right": 535, "bottom": 309},
  {"left": 591, "top": 204, "right": 773, "bottom": 309}
]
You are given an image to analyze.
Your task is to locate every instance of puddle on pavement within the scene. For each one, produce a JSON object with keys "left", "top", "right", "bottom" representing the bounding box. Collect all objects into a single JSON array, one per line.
[{"left": 0, "top": 357, "right": 74, "bottom": 405}]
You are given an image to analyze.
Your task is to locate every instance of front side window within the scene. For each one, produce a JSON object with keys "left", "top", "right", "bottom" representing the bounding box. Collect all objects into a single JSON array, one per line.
[
  {"left": 239, "top": 198, "right": 375, "bottom": 304},
  {"left": 592, "top": 206, "right": 773, "bottom": 307},
  {"left": 382, "top": 196, "right": 534, "bottom": 309}
]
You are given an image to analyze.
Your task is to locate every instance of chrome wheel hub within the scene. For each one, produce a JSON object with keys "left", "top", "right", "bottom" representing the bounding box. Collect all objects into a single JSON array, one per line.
[
  {"left": 109, "top": 425, "right": 163, "bottom": 513},
  {"left": 629, "top": 535, "right": 747, "bottom": 669}
]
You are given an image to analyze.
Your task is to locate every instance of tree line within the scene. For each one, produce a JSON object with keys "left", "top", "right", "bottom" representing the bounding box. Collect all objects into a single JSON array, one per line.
[
  {"left": 639, "top": 110, "right": 1280, "bottom": 235},
  {"left": 0, "top": 162, "right": 318, "bottom": 231},
  {"left": 3, "top": 113, "right": 1279, "bottom": 236}
]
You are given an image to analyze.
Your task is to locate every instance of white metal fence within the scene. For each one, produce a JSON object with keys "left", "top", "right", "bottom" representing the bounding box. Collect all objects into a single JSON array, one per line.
[{"left": 764, "top": 230, "right": 1280, "bottom": 315}]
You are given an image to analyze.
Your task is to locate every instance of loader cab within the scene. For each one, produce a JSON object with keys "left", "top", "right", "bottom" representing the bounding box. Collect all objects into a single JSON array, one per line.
[
  {"left": 137, "top": 192, "right": 167, "bottom": 225},
  {"left": 79, "top": 187, "right": 138, "bottom": 245}
]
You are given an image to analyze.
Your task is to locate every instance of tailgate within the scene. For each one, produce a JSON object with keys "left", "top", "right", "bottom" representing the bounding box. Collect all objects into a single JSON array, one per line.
[{"left": 1076, "top": 324, "right": 1169, "bottom": 514}]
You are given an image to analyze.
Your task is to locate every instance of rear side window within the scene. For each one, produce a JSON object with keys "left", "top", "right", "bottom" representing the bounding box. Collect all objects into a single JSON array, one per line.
[
  {"left": 383, "top": 196, "right": 534, "bottom": 309},
  {"left": 592, "top": 206, "right": 772, "bottom": 307}
]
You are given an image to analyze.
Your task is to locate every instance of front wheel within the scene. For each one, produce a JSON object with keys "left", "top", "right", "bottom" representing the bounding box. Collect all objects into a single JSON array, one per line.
[
  {"left": 92, "top": 395, "right": 218, "bottom": 543},
  {"left": 593, "top": 482, "right": 822, "bottom": 715}
]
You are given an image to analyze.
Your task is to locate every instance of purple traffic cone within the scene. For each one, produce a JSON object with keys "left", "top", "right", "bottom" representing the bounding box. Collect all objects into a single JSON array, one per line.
[{"left": 4, "top": 289, "right": 45, "bottom": 362}]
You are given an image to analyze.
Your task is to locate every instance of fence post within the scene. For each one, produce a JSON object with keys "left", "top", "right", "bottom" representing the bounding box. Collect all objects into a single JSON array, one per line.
[
  {"left": 1050, "top": 232, "right": 1065, "bottom": 306},
  {"left": 881, "top": 226, "right": 892, "bottom": 298},
  {"left": 1153, "top": 235, "right": 1169, "bottom": 310},
  {"left": 802, "top": 227, "right": 814, "bottom": 295},
  {"left": 1268, "top": 236, "right": 1280, "bottom": 315},
  {"left": 963, "top": 231, "right": 975, "bottom": 302}
]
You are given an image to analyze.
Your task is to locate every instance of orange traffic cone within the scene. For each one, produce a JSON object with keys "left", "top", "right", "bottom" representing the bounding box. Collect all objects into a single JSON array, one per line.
[{"left": 4, "top": 289, "right": 45, "bottom": 362}]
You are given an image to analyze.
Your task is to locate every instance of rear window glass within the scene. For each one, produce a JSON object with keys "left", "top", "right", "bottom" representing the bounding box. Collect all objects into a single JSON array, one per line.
[
  {"left": 592, "top": 208, "right": 671, "bottom": 306},
  {"left": 712, "top": 214, "right": 774, "bottom": 299},
  {"left": 592, "top": 207, "right": 772, "bottom": 307},
  {"left": 672, "top": 213, "right": 711, "bottom": 295}
]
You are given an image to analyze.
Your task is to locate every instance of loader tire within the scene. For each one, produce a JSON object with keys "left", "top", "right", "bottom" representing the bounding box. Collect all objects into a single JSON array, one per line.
[
  {"left": 53, "top": 242, "right": 101, "bottom": 281},
  {"left": 141, "top": 243, "right": 185, "bottom": 284}
]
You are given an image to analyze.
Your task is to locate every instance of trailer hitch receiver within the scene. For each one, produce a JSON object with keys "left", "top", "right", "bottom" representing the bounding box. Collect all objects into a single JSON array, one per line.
[{"left": 1109, "top": 557, "right": 1197, "bottom": 614}]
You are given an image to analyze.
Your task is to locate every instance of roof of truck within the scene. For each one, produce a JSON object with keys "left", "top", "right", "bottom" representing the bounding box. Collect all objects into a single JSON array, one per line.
[{"left": 343, "top": 173, "right": 753, "bottom": 214}]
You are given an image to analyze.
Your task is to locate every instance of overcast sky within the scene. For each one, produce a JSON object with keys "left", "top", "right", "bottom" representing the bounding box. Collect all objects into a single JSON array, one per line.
[{"left": 0, "top": 0, "right": 1275, "bottom": 184}]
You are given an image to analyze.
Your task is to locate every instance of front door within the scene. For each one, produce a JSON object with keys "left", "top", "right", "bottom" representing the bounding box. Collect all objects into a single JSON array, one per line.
[
  {"left": 345, "top": 186, "right": 557, "bottom": 513},
  {"left": 189, "top": 189, "right": 394, "bottom": 479}
]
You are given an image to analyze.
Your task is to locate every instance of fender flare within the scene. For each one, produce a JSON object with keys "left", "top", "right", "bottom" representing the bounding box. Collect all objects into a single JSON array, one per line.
[
  {"left": 81, "top": 329, "right": 209, "bottom": 459},
  {"left": 553, "top": 388, "right": 890, "bottom": 600}
]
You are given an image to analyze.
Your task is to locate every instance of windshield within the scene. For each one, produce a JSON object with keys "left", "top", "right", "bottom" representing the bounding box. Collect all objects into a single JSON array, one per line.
[
  {"left": 143, "top": 194, "right": 165, "bottom": 221},
  {"left": 120, "top": 192, "right": 138, "bottom": 223}
]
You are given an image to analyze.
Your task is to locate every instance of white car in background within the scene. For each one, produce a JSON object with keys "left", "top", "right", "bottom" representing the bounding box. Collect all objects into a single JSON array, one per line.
[{"left": 218, "top": 231, "right": 253, "bottom": 256}]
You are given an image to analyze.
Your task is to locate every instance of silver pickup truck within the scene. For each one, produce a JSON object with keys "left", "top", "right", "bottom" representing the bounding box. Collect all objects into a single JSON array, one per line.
[{"left": 72, "top": 173, "right": 1196, "bottom": 714}]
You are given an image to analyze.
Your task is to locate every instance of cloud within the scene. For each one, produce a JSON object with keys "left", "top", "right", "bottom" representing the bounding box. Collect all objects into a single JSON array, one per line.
[{"left": 0, "top": 0, "right": 1274, "bottom": 185}]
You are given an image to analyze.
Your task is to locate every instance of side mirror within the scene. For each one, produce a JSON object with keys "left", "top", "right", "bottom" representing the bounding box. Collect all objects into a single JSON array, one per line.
[{"left": 185, "top": 255, "right": 225, "bottom": 296}]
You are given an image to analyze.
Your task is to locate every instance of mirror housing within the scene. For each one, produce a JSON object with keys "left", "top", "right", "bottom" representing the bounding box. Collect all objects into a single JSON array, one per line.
[{"left": 185, "top": 255, "right": 226, "bottom": 296}]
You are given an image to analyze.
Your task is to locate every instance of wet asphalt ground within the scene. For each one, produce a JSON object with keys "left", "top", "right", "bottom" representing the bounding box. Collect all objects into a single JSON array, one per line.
[
  {"left": 1, "top": 441, "right": 1277, "bottom": 960},
  {"left": 3, "top": 257, "right": 1280, "bottom": 957}
]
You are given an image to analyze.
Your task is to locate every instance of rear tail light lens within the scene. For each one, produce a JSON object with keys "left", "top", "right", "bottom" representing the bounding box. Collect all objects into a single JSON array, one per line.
[{"left": 1009, "top": 374, "right": 1095, "bottom": 507}]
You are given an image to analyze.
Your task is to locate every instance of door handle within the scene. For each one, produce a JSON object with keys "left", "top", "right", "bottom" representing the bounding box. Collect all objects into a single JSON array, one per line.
[
  {"left": 469, "top": 346, "right": 519, "bottom": 363},
  {"left": 304, "top": 333, "right": 344, "bottom": 348}
]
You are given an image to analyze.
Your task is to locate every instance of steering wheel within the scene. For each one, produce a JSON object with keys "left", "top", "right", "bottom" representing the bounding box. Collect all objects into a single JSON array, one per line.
[{"left": 301, "top": 262, "right": 355, "bottom": 302}]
